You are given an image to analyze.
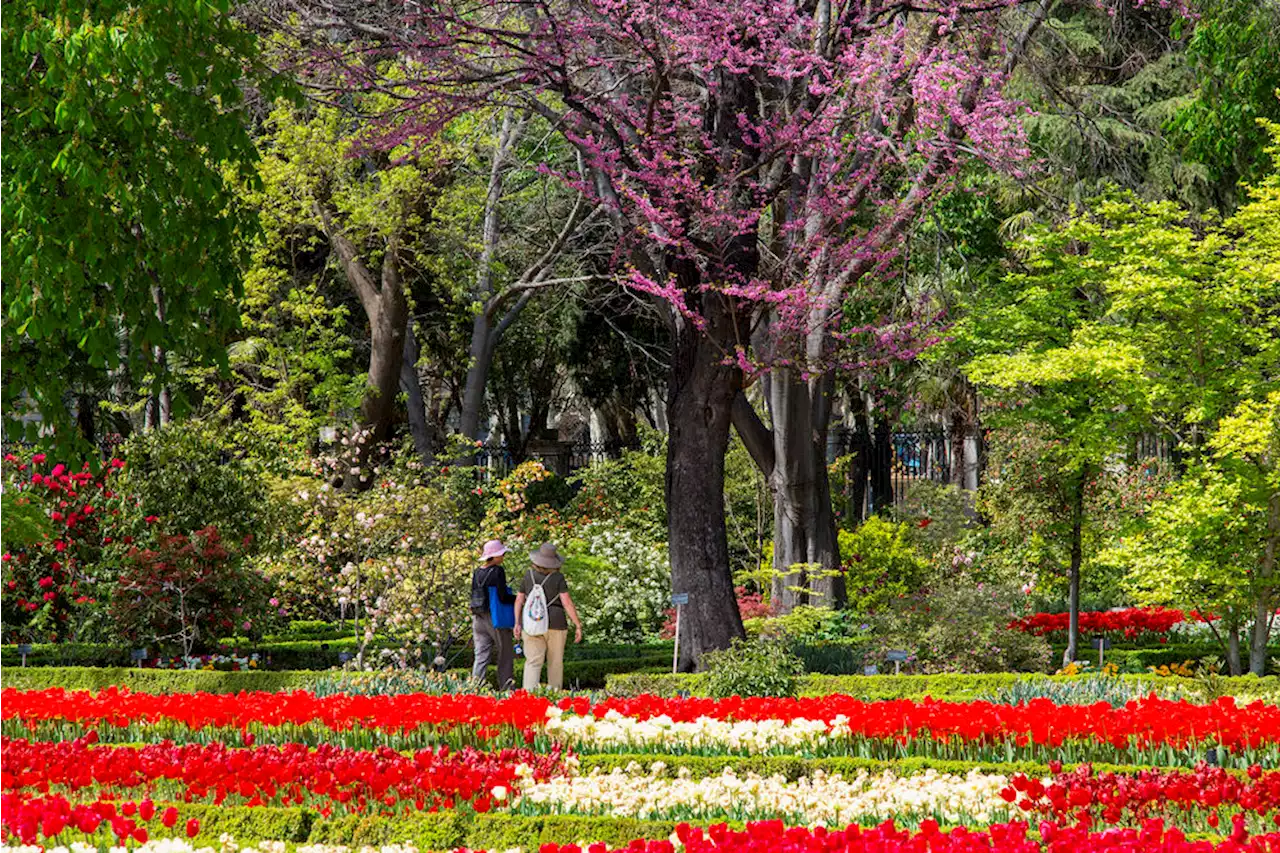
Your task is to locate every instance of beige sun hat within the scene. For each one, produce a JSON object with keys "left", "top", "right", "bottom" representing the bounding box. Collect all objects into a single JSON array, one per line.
[{"left": 529, "top": 542, "right": 565, "bottom": 570}]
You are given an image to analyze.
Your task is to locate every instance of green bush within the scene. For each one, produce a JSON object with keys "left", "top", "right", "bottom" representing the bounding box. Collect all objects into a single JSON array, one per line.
[
  {"left": 116, "top": 422, "right": 270, "bottom": 542},
  {"left": 872, "top": 573, "right": 1052, "bottom": 673},
  {"left": 559, "top": 527, "right": 671, "bottom": 644},
  {"left": 703, "top": 637, "right": 804, "bottom": 698},
  {"left": 839, "top": 517, "right": 929, "bottom": 614}
]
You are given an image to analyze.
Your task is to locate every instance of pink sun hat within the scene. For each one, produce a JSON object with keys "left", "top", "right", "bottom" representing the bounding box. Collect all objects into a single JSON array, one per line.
[{"left": 481, "top": 539, "right": 508, "bottom": 561}]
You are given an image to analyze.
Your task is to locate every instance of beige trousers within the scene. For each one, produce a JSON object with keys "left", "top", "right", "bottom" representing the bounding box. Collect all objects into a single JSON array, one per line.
[{"left": 522, "top": 628, "right": 567, "bottom": 690}]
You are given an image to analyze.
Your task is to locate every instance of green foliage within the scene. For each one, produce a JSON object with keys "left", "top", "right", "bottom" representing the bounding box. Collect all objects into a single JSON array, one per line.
[
  {"left": 892, "top": 481, "right": 975, "bottom": 557},
  {"left": 606, "top": 670, "right": 1280, "bottom": 703},
  {"left": 975, "top": 426, "right": 1174, "bottom": 607},
  {"left": 2, "top": 0, "right": 287, "bottom": 455},
  {"left": 702, "top": 638, "right": 804, "bottom": 698},
  {"left": 116, "top": 422, "right": 270, "bottom": 542},
  {"left": 1109, "top": 470, "right": 1263, "bottom": 635},
  {"left": 838, "top": 517, "right": 929, "bottom": 615},
  {"left": 0, "top": 488, "right": 51, "bottom": 552},
  {"left": 568, "top": 430, "right": 668, "bottom": 539},
  {"left": 872, "top": 572, "right": 1052, "bottom": 674},
  {"left": 980, "top": 674, "right": 1189, "bottom": 707},
  {"left": 1167, "top": 1, "right": 1280, "bottom": 202}
]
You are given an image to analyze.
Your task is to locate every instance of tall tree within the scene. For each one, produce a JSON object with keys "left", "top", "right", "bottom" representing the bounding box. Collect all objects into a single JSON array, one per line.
[
  {"left": 3, "top": 0, "right": 282, "bottom": 456},
  {"left": 283, "top": 0, "right": 1190, "bottom": 665}
]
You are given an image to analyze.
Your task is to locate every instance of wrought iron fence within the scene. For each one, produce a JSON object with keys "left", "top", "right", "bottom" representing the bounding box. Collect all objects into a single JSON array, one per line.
[{"left": 473, "top": 438, "right": 637, "bottom": 479}]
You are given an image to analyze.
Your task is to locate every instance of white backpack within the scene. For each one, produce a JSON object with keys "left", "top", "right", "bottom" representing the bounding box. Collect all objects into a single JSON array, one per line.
[{"left": 522, "top": 572, "right": 559, "bottom": 637}]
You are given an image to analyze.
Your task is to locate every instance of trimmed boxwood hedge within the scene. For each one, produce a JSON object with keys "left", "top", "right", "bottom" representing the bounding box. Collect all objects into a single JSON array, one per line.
[
  {"left": 107, "top": 802, "right": 687, "bottom": 851},
  {"left": 605, "top": 671, "right": 1280, "bottom": 701},
  {"left": 0, "top": 639, "right": 676, "bottom": 671},
  {"left": 0, "top": 653, "right": 673, "bottom": 694}
]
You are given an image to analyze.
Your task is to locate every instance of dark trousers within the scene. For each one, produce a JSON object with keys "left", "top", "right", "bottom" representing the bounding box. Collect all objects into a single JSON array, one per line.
[{"left": 471, "top": 611, "right": 514, "bottom": 689}]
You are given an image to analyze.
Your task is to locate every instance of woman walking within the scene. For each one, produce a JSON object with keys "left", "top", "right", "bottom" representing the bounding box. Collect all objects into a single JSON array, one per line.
[
  {"left": 470, "top": 539, "right": 516, "bottom": 690},
  {"left": 514, "top": 542, "right": 583, "bottom": 691}
]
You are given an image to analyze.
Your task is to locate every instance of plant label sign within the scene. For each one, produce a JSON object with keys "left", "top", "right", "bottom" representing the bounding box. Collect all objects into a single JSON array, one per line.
[
  {"left": 18, "top": 644, "right": 31, "bottom": 667},
  {"left": 864, "top": 664, "right": 879, "bottom": 676},
  {"left": 1091, "top": 637, "right": 1112, "bottom": 650},
  {"left": 131, "top": 649, "right": 148, "bottom": 667},
  {"left": 670, "top": 592, "right": 690, "bottom": 672},
  {"left": 885, "top": 650, "right": 909, "bottom": 662}
]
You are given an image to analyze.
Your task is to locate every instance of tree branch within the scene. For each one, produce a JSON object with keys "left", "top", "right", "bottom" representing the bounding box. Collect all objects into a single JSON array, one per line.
[
  {"left": 732, "top": 392, "right": 776, "bottom": 478},
  {"left": 314, "top": 203, "right": 382, "bottom": 321}
]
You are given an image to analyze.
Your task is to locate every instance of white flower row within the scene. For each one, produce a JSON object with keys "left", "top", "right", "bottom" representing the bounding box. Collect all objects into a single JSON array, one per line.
[
  {"left": 510, "top": 763, "right": 1014, "bottom": 826},
  {"left": 546, "top": 707, "right": 843, "bottom": 754}
]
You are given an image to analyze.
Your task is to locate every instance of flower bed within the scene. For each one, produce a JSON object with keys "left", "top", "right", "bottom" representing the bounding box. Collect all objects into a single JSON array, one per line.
[
  {"left": 1008, "top": 608, "right": 1212, "bottom": 641},
  {"left": 5, "top": 685, "right": 1280, "bottom": 850}
]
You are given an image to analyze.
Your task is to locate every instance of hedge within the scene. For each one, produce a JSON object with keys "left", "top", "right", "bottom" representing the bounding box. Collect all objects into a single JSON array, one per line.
[
  {"left": 605, "top": 671, "right": 1280, "bottom": 701},
  {"left": 0, "top": 653, "right": 672, "bottom": 694},
  {"left": 1, "top": 639, "right": 675, "bottom": 672},
  {"left": 84, "top": 802, "right": 687, "bottom": 851}
]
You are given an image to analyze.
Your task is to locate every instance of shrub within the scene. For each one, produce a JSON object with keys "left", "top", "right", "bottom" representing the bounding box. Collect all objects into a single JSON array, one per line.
[
  {"left": 563, "top": 524, "right": 672, "bottom": 643},
  {"left": 838, "top": 516, "right": 929, "bottom": 615},
  {"left": 892, "top": 480, "right": 975, "bottom": 555},
  {"left": 702, "top": 637, "right": 804, "bottom": 698},
  {"left": 872, "top": 572, "right": 1052, "bottom": 674},
  {"left": 567, "top": 428, "right": 667, "bottom": 538},
  {"left": 254, "top": 460, "right": 475, "bottom": 666},
  {"left": 1, "top": 453, "right": 131, "bottom": 644},
  {"left": 115, "top": 422, "right": 269, "bottom": 542},
  {"left": 109, "top": 527, "right": 277, "bottom": 657}
]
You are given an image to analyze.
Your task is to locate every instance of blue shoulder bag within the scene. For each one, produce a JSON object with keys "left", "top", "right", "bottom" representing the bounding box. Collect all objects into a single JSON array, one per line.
[{"left": 488, "top": 582, "right": 515, "bottom": 629}]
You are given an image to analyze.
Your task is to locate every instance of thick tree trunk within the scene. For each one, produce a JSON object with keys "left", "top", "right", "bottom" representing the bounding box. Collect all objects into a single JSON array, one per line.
[
  {"left": 1250, "top": 490, "right": 1279, "bottom": 675},
  {"left": 767, "top": 369, "right": 843, "bottom": 612},
  {"left": 316, "top": 206, "right": 409, "bottom": 491},
  {"left": 668, "top": 294, "right": 746, "bottom": 671},
  {"left": 346, "top": 259, "right": 409, "bottom": 489},
  {"left": 400, "top": 325, "right": 435, "bottom": 465},
  {"left": 846, "top": 418, "right": 871, "bottom": 526},
  {"left": 459, "top": 316, "right": 494, "bottom": 441}
]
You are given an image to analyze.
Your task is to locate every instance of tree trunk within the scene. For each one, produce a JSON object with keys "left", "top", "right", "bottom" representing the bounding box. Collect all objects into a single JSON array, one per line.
[
  {"left": 1250, "top": 489, "right": 1279, "bottom": 675},
  {"left": 1063, "top": 475, "right": 1086, "bottom": 668},
  {"left": 766, "top": 369, "right": 843, "bottom": 612},
  {"left": 668, "top": 289, "right": 746, "bottom": 671},
  {"left": 459, "top": 111, "right": 524, "bottom": 442},
  {"left": 459, "top": 314, "right": 494, "bottom": 442},
  {"left": 400, "top": 324, "right": 435, "bottom": 465},
  {"left": 148, "top": 284, "right": 172, "bottom": 428},
  {"left": 346, "top": 256, "right": 409, "bottom": 489},
  {"left": 1228, "top": 624, "right": 1242, "bottom": 676},
  {"left": 949, "top": 410, "right": 967, "bottom": 487},
  {"left": 869, "top": 420, "right": 894, "bottom": 514},
  {"left": 846, "top": 418, "right": 871, "bottom": 527}
]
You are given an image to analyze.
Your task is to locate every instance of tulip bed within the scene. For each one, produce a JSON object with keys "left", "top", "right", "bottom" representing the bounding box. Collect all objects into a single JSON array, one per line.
[{"left": 4, "top": 685, "right": 1280, "bottom": 853}]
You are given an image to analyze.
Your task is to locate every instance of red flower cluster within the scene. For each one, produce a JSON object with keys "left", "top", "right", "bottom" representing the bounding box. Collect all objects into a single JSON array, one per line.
[
  {"left": 1, "top": 455, "right": 125, "bottom": 640},
  {"left": 1008, "top": 608, "right": 1213, "bottom": 640},
  {"left": 522, "top": 817, "right": 1280, "bottom": 853},
  {"left": 1, "top": 736, "right": 560, "bottom": 816},
  {"left": 1, "top": 793, "right": 199, "bottom": 846},
  {"left": 1001, "top": 763, "right": 1280, "bottom": 827}
]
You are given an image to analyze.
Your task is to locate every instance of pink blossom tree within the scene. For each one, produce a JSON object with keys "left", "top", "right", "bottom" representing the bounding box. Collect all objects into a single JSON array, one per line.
[{"left": 285, "top": 0, "right": 1179, "bottom": 665}]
